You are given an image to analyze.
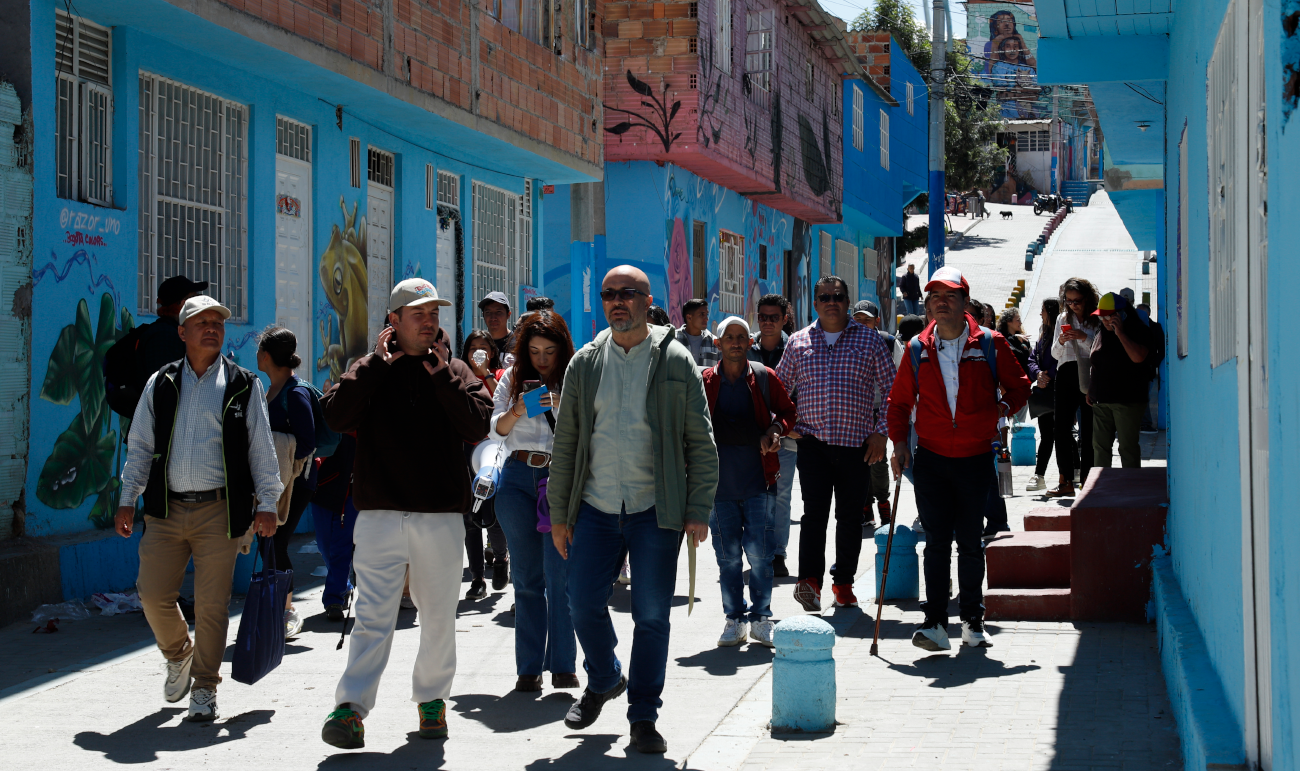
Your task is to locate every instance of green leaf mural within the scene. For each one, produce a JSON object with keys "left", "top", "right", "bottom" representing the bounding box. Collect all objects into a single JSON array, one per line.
[
  {"left": 88, "top": 477, "right": 121, "bottom": 531},
  {"left": 36, "top": 413, "right": 117, "bottom": 510},
  {"left": 39, "top": 324, "right": 85, "bottom": 405}
]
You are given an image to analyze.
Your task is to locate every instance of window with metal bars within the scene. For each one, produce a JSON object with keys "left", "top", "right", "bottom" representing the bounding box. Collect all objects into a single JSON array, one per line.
[
  {"left": 715, "top": 0, "right": 732, "bottom": 74},
  {"left": 1207, "top": 6, "right": 1237, "bottom": 368},
  {"left": 852, "top": 85, "right": 863, "bottom": 151},
  {"left": 426, "top": 164, "right": 435, "bottom": 209},
  {"left": 719, "top": 230, "right": 744, "bottom": 316},
  {"left": 137, "top": 72, "right": 248, "bottom": 319},
  {"left": 834, "top": 239, "right": 857, "bottom": 300},
  {"left": 368, "top": 147, "right": 393, "bottom": 187},
  {"left": 1015, "top": 130, "right": 1049, "bottom": 152},
  {"left": 275, "top": 117, "right": 311, "bottom": 161},
  {"left": 472, "top": 181, "right": 532, "bottom": 329},
  {"left": 906, "top": 81, "right": 914, "bottom": 116},
  {"left": 744, "top": 11, "right": 773, "bottom": 96},
  {"left": 879, "top": 109, "right": 890, "bottom": 170},
  {"left": 55, "top": 9, "right": 112, "bottom": 206},
  {"left": 438, "top": 170, "right": 460, "bottom": 208}
]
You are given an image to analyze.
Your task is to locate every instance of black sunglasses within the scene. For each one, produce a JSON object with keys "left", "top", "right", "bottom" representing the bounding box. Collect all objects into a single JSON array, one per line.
[
  {"left": 599, "top": 287, "right": 649, "bottom": 302},
  {"left": 816, "top": 292, "right": 848, "bottom": 303},
  {"left": 757, "top": 313, "right": 783, "bottom": 323}
]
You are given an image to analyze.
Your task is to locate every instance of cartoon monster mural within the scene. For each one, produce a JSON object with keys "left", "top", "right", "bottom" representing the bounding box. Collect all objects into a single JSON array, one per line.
[
  {"left": 36, "top": 293, "right": 134, "bottom": 528},
  {"left": 317, "top": 196, "right": 369, "bottom": 383}
]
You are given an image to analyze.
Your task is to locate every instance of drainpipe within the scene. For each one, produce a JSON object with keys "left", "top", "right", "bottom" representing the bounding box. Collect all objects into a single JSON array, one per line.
[{"left": 926, "top": 0, "right": 947, "bottom": 276}]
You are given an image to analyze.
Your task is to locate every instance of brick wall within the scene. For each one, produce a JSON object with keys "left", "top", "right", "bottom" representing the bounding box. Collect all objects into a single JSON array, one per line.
[
  {"left": 845, "top": 31, "right": 890, "bottom": 91},
  {"left": 215, "top": 0, "right": 602, "bottom": 167},
  {"left": 602, "top": 0, "right": 844, "bottom": 223}
]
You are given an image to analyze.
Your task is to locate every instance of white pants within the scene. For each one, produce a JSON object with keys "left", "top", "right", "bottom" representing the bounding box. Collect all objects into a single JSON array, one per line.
[{"left": 335, "top": 510, "right": 465, "bottom": 718}]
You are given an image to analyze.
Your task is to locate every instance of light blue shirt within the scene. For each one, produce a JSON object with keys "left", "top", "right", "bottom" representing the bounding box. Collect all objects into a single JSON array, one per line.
[
  {"left": 582, "top": 334, "right": 657, "bottom": 514},
  {"left": 121, "top": 357, "right": 283, "bottom": 513}
]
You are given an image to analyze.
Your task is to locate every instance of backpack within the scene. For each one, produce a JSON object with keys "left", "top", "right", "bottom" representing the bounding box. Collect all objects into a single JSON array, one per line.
[
  {"left": 104, "top": 326, "right": 147, "bottom": 418},
  {"left": 908, "top": 326, "right": 1000, "bottom": 398},
  {"left": 278, "top": 377, "right": 343, "bottom": 458},
  {"left": 748, "top": 360, "right": 771, "bottom": 414}
]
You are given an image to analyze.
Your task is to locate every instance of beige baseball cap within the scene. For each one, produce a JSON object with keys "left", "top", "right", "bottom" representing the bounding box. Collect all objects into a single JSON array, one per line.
[
  {"left": 389, "top": 278, "right": 452, "bottom": 312},
  {"left": 177, "top": 294, "right": 231, "bottom": 325}
]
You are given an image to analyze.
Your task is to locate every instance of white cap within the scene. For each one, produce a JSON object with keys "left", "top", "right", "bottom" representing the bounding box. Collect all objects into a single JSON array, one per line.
[
  {"left": 389, "top": 278, "right": 452, "bottom": 312},
  {"left": 715, "top": 315, "right": 751, "bottom": 339},
  {"left": 177, "top": 295, "right": 231, "bottom": 325},
  {"left": 924, "top": 265, "right": 970, "bottom": 293}
]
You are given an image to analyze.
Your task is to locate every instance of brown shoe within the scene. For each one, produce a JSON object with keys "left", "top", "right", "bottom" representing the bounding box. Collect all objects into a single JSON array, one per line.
[
  {"left": 515, "top": 675, "right": 543, "bottom": 692},
  {"left": 1046, "top": 474, "right": 1075, "bottom": 498},
  {"left": 552, "top": 673, "right": 580, "bottom": 689}
]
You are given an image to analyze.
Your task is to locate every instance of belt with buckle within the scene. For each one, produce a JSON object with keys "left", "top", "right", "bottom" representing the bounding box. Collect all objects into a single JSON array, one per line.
[
  {"left": 168, "top": 489, "right": 225, "bottom": 504},
  {"left": 512, "top": 450, "right": 551, "bottom": 468}
]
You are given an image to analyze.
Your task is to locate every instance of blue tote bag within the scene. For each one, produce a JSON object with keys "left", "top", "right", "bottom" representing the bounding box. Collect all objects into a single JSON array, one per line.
[{"left": 231, "top": 536, "right": 293, "bottom": 685}]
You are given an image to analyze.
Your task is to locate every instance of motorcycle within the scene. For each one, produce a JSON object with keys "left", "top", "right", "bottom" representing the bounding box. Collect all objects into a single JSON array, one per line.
[{"left": 1033, "top": 193, "right": 1070, "bottom": 216}]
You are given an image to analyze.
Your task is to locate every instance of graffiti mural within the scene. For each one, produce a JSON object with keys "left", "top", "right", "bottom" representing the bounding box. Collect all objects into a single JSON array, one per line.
[
  {"left": 667, "top": 217, "right": 692, "bottom": 326},
  {"left": 606, "top": 71, "right": 684, "bottom": 152},
  {"left": 317, "top": 196, "right": 370, "bottom": 384},
  {"left": 790, "top": 219, "right": 813, "bottom": 327},
  {"left": 966, "top": 2, "right": 1046, "bottom": 120},
  {"left": 35, "top": 292, "right": 133, "bottom": 529}
]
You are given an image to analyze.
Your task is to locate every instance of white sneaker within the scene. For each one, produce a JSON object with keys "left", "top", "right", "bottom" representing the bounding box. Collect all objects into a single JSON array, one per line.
[
  {"left": 617, "top": 561, "right": 631, "bottom": 585},
  {"left": 748, "top": 619, "right": 775, "bottom": 647},
  {"left": 962, "top": 619, "right": 993, "bottom": 648},
  {"left": 284, "top": 607, "right": 304, "bottom": 639},
  {"left": 717, "top": 618, "right": 748, "bottom": 647},
  {"left": 912, "top": 621, "right": 951, "bottom": 651},
  {"left": 187, "top": 687, "right": 219, "bottom": 722},
  {"left": 163, "top": 651, "right": 193, "bottom": 703},
  {"left": 1025, "top": 474, "right": 1046, "bottom": 492}
]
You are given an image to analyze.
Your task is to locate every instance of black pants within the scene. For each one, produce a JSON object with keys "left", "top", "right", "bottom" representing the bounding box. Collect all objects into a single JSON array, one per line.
[
  {"left": 795, "top": 436, "right": 869, "bottom": 585},
  {"left": 914, "top": 447, "right": 991, "bottom": 623},
  {"left": 1053, "top": 362, "right": 1092, "bottom": 482},
  {"left": 867, "top": 461, "right": 890, "bottom": 505},
  {"left": 272, "top": 480, "right": 314, "bottom": 591},
  {"left": 464, "top": 509, "right": 509, "bottom": 581},
  {"left": 1035, "top": 411, "right": 1056, "bottom": 476}
]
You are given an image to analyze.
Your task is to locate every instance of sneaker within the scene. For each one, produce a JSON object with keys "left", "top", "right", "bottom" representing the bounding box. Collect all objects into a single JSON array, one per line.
[
  {"left": 163, "top": 651, "right": 193, "bottom": 703},
  {"left": 284, "top": 607, "right": 304, "bottom": 639},
  {"left": 912, "top": 620, "right": 952, "bottom": 651},
  {"left": 492, "top": 561, "right": 510, "bottom": 592},
  {"left": 322, "top": 704, "right": 365, "bottom": 749},
  {"left": 772, "top": 554, "right": 789, "bottom": 578},
  {"left": 417, "top": 699, "right": 448, "bottom": 739},
  {"left": 793, "top": 579, "right": 821, "bottom": 612},
  {"left": 981, "top": 524, "right": 1010, "bottom": 542},
  {"left": 878, "top": 501, "right": 892, "bottom": 525},
  {"left": 1025, "top": 474, "right": 1046, "bottom": 491},
  {"left": 831, "top": 584, "right": 859, "bottom": 608},
  {"left": 630, "top": 720, "right": 667, "bottom": 753},
  {"left": 400, "top": 594, "right": 416, "bottom": 609},
  {"left": 748, "top": 619, "right": 775, "bottom": 647},
  {"left": 717, "top": 618, "right": 748, "bottom": 647},
  {"left": 187, "top": 686, "right": 219, "bottom": 722},
  {"left": 465, "top": 579, "right": 487, "bottom": 600},
  {"left": 961, "top": 618, "right": 993, "bottom": 648},
  {"left": 617, "top": 561, "right": 631, "bottom": 585},
  {"left": 325, "top": 603, "right": 346, "bottom": 622},
  {"left": 564, "top": 675, "right": 628, "bottom": 729}
]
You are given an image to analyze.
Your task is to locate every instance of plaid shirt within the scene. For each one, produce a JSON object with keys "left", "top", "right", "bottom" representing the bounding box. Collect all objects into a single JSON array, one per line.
[
  {"left": 675, "top": 326, "right": 720, "bottom": 368},
  {"left": 775, "top": 319, "right": 895, "bottom": 447}
]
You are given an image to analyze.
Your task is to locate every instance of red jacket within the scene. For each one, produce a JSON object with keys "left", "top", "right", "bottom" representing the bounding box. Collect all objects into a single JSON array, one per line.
[
  {"left": 702, "top": 363, "right": 798, "bottom": 487},
  {"left": 886, "top": 315, "right": 1032, "bottom": 459}
]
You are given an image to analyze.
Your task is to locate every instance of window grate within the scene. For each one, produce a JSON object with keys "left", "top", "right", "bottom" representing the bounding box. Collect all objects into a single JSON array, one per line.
[
  {"left": 437, "top": 170, "right": 460, "bottom": 208},
  {"left": 852, "top": 85, "right": 863, "bottom": 151},
  {"left": 55, "top": 9, "right": 112, "bottom": 206},
  {"left": 137, "top": 72, "right": 247, "bottom": 319},
  {"left": 349, "top": 137, "right": 361, "bottom": 187},
  {"left": 879, "top": 109, "right": 890, "bottom": 170},
  {"left": 368, "top": 147, "right": 393, "bottom": 188},
  {"left": 819, "top": 231, "right": 832, "bottom": 282},
  {"left": 472, "top": 181, "right": 522, "bottom": 329},
  {"left": 719, "top": 230, "right": 744, "bottom": 316},
  {"left": 1016, "top": 130, "right": 1049, "bottom": 152},
  {"left": 715, "top": 0, "right": 732, "bottom": 74},
  {"left": 906, "top": 81, "right": 914, "bottom": 115},
  {"left": 520, "top": 179, "right": 533, "bottom": 289},
  {"left": 426, "top": 164, "right": 435, "bottom": 209},
  {"left": 835, "top": 239, "right": 857, "bottom": 301},
  {"left": 275, "top": 116, "right": 311, "bottom": 161},
  {"left": 745, "top": 11, "right": 774, "bottom": 95},
  {"left": 1207, "top": 4, "right": 1237, "bottom": 367}
]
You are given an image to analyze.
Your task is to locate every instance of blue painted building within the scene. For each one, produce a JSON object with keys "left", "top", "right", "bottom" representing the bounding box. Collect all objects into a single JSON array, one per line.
[
  {"left": 1035, "top": 0, "right": 1300, "bottom": 767},
  {"left": 0, "top": 0, "right": 603, "bottom": 621}
]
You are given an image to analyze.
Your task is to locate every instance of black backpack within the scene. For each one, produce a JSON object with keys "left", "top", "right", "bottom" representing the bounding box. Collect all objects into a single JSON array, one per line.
[{"left": 104, "top": 326, "right": 147, "bottom": 419}]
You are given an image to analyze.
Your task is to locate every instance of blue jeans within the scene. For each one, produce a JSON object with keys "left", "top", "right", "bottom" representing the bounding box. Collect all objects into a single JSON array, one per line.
[
  {"left": 710, "top": 494, "right": 775, "bottom": 620},
  {"left": 567, "top": 502, "right": 678, "bottom": 724},
  {"left": 902, "top": 298, "right": 921, "bottom": 316},
  {"left": 771, "top": 447, "right": 798, "bottom": 558},
  {"left": 494, "top": 458, "right": 576, "bottom": 676},
  {"left": 312, "top": 498, "right": 359, "bottom": 607}
]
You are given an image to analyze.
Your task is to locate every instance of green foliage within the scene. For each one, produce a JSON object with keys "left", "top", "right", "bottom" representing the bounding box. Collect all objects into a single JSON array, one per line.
[
  {"left": 898, "top": 224, "right": 930, "bottom": 255},
  {"left": 850, "top": 0, "right": 931, "bottom": 76},
  {"left": 36, "top": 412, "right": 117, "bottom": 510}
]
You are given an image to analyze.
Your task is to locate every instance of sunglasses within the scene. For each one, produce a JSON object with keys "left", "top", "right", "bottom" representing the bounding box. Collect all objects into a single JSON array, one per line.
[
  {"left": 757, "top": 313, "right": 783, "bottom": 323},
  {"left": 599, "top": 287, "right": 649, "bottom": 302},
  {"left": 816, "top": 292, "right": 848, "bottom": 303},
  {"left": 1064, "top": 297, "right": 1084, "bottom": 306}
]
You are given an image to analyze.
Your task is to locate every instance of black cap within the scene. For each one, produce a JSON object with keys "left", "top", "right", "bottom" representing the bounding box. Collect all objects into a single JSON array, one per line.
[
  {"left": 897, "top": 314, "right": 926, "bottom": 343},
  {"left": 158, "top": 276, "right": 209, "bottom": 306},
  {"left": 852, "top": 300, "right": 880, "bottom": 318},
  {"left": 478, "top": 291, "right": 511, "bottom": 311}
]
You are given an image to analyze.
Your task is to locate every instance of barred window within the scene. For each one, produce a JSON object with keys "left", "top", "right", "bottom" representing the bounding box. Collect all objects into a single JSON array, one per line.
[
  {"left": 745, "top": 11, "right": 774, "bottom": 95},
  {"left": 719, "top": 230, "right": 744, "bottom": 316},
  {"left": 472, "top": 181, "right": 533, "bottom": 329},
  {"left": 55, "top": 9, "right": 112, "bottom": 206},
  {"left": 852, "top": 85, "right": 863, "bottom": 151}
]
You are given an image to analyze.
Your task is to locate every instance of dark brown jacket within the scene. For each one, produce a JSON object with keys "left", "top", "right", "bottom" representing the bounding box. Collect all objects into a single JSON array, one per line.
[{"left": 321, "top": 329, "right": 493, "bottom": 513}]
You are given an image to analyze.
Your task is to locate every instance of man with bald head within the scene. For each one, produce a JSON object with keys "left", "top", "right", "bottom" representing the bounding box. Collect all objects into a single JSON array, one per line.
[{"left": 547, "top": 265, "right": 718, "bottom": 754}]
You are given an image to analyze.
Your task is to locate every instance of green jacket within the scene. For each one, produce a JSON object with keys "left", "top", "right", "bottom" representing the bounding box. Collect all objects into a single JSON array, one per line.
[{"left": 547, "top": 324, "right": 718, "bottom": 531}]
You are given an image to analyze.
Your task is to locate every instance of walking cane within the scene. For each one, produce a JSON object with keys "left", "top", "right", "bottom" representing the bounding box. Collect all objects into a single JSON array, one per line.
[{"left": 870, "top": 472, "right": 905, "bottom": 657}]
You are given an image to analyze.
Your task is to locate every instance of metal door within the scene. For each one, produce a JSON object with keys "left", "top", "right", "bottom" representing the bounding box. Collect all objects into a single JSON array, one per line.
[
  {"left": 366, "top": 181, "right": 393, "bottom": 349},
  {"left": 274, "top": 153, "right": 312, "bottom": 374}
]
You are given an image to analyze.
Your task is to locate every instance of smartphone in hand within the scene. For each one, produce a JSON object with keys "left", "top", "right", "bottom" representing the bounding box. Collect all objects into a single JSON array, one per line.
[{"left": 522, "top": 380, "right": 542, "bottom": 392}]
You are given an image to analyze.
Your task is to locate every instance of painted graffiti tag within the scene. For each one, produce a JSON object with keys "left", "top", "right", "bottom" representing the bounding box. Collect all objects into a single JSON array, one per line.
[
  {"left": 65, "top": 231, "right": 107, "bottom": 247},
  {"left": 58, "top": 207, "right": 121, "bottom": 235}
]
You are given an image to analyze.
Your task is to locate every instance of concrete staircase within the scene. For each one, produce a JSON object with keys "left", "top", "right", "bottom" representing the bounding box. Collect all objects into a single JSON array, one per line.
[
  {"left": 1061, "top": 180, "right": 1092, "bottom": 205},
  {"left": 985, "top": 510, "right": 1074, "bottom": 621}
]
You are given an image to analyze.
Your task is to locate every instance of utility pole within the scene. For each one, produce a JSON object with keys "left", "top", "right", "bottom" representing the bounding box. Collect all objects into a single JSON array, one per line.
[{"left": 926, "top": 0, "right": 947, "bottom": 276}]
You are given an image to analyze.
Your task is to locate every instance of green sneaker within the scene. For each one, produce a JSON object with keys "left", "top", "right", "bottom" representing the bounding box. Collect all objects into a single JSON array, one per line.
[
  {"left": 418, "top": 699, "right": 448, "bottom": 740},
  {"left": 322, "top": 704, "right": 365, "bottom": 749}
]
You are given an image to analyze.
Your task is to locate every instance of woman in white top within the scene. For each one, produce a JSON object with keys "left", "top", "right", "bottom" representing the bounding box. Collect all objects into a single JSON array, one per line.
[
  {"left": 1047, "top": 277, "right": 1101, "bottom": 498},
  {"left": 489, "top": 309, "right": 579, "bottom": 693}
]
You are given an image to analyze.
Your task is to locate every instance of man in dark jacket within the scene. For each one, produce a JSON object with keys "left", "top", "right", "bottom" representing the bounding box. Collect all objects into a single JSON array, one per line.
[
  {"left": 899, "top": 263, "right": 923, "bottom": 316},
  {"left": 1088, "top": 293, "right": 1152, "bottom": 468},
  {"left": 105, "top": 275, "right": 207, "bottom": 419},
  {"left": 319, "top": 278, "right": 493, "bottom": 750}
]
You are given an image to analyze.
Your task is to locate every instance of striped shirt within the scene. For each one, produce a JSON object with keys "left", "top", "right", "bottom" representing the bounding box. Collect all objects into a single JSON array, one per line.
[
  {"left": 121, "top": 357, "right": 283, "bottom": 513},
  {"left": 775, "top": 319, "right": 895, "bottom": 447}
]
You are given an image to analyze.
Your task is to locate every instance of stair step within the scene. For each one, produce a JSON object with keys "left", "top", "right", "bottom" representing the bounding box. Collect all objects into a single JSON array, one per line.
[
  {"left": 986, "top": 588, "right": 1072, "bottom": 621},
  {"left": 986, "top": 531, "right": 1071, "bottom": 589},
  {"left": 1024, "top": 506, "right": 1071, "bottom": 531}
]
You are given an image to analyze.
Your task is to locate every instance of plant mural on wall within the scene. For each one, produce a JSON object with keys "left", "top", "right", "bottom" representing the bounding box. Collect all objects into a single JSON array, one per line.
[
  {"left": 606, "top": 71, "right": 683, "bottom": 152},
  {"left": 317, "top": 196, "right": 370, "bottom": 384},
  {"left": 36, "top": 292, "right": 134, "bottom": 529},
  {"left": 696, "top": 36, "right": 730, "bottom": 148}
]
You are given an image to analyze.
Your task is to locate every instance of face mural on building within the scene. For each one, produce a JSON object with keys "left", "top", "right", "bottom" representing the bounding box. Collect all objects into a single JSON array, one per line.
[
  {"left": 667, "top": 217, "right": 691, "bottom": 327},
  {"left": 967, "top": 4, "right": 1046, "bottom": 120},
  {"left": 317, "top": 196, "right": 369, "bottom": 384}
]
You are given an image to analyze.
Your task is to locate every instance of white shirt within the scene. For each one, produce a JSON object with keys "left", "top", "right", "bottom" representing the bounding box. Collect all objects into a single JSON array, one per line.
[
  {"left": 823, "top": 329, "right": 843, "bottom": 347},
  {"left": 1050, "top": 312, "right": 1100, "bottom": 364},
  {"left": 489, "top": 367, "right": 560, "bottom": 453},
  {"left": 936, "top": 332, "right": 963, "bottom": 418},
  {"left": 582, "top": 335, "right": 657, "bottom": 514}
]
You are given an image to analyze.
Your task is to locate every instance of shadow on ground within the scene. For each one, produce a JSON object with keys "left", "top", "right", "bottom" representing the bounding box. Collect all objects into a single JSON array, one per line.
[
  {"left": 74, "top": 708, "right": 275, "bottom": 763},
  {"left": 452, "top": 691, "right": 575, "bottom": 732}
]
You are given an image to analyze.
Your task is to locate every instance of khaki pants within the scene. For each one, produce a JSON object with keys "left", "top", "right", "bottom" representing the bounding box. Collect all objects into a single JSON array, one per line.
[
  {"left": 137, "top": 499, "right": 241, "bottom": 690},
  {"left": 1092, "top": 402, "right": 1146, "bottom": 469}
]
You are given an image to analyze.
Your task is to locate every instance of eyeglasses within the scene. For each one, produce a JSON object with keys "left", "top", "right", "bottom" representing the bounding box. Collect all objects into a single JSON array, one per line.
[
  {"left": 757, "top": 313, "right": 783, "bottom": 323},
  {"left": 816, "top": 293, "right": 848, "bottom": 303},
  {"left": 1064, "top": 296, "right": 1084, "bottom": 307},
  {"left": 599, "top": 287, "right": 649, "bottom": 302}
]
